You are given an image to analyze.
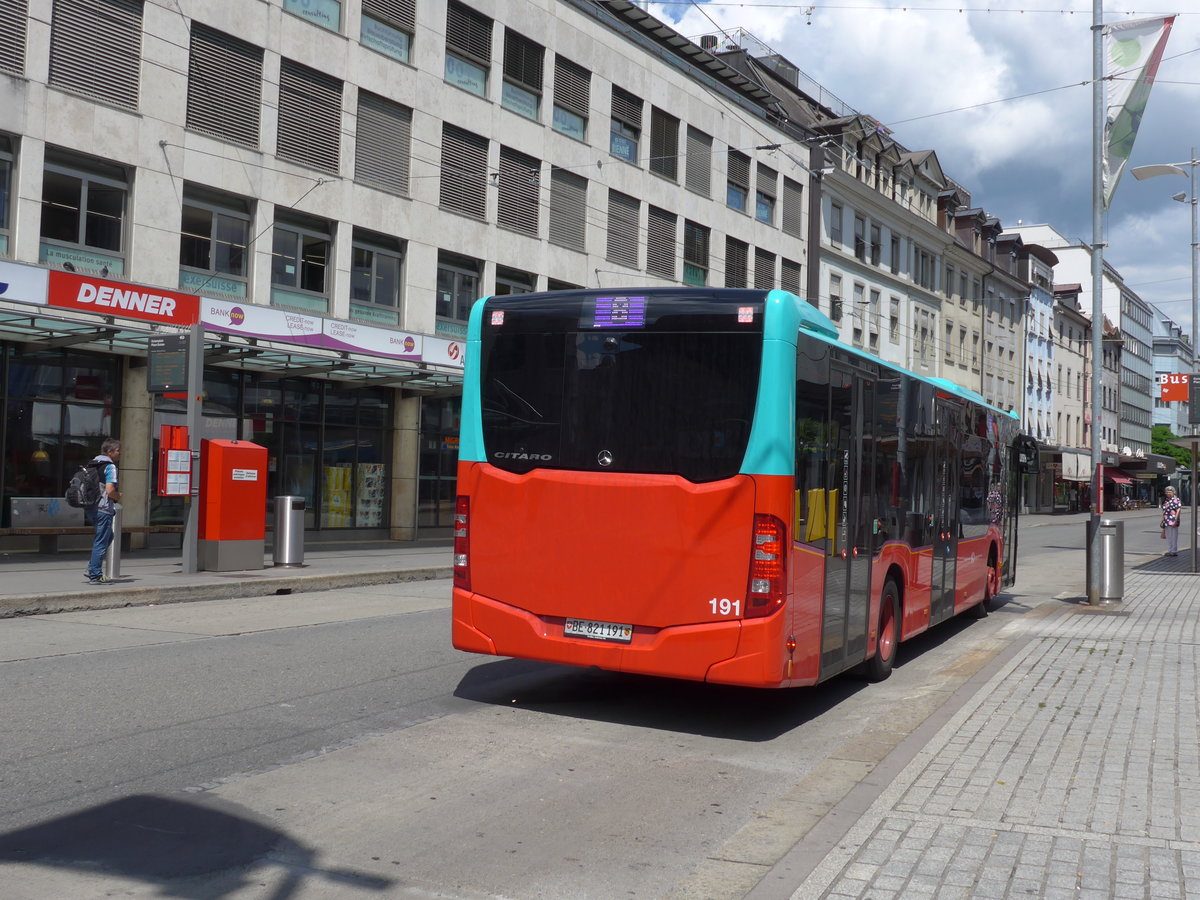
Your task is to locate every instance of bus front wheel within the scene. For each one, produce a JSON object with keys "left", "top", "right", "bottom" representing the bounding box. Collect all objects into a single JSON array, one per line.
[{"left": 865, "top": 580, "right": 900, "bottom": 682}]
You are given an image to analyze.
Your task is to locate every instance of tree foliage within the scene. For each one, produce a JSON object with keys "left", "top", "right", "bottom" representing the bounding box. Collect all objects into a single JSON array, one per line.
[{"left": 1152, "top": 425, "right": 1193, "bottom": 468}]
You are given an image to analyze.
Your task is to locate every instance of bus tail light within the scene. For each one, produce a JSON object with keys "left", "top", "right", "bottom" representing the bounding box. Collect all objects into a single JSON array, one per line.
[
  {"left": 454, "top": 495, "right": 471, "bottom": 591},
  {"left": 746, "top": 514, "right": 786, "bottom": 618}
]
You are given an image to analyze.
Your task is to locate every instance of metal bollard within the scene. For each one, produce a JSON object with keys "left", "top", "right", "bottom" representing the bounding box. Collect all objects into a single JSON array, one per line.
[{"left": 104, "top": 505, "right": 122, "bottom": 580}]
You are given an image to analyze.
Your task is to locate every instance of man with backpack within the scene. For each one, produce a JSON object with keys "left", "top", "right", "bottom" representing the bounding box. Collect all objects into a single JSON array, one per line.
[{"left": 84, "top": 438, "right": 122, "bottom": 585}]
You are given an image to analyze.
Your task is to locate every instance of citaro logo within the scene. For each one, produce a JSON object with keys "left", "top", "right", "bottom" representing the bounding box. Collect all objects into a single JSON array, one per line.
[{"left": 229, "top": 307, "right": 246, "bottom": 326}]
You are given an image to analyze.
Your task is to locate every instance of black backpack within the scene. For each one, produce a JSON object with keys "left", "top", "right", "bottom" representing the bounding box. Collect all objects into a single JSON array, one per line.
[{"left": 65, "top": 461, "right": 106, "bottom": 509}]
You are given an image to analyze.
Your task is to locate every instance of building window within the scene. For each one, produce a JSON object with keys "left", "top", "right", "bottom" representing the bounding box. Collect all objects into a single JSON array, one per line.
[
  {"left": 685, "top": 127, "right": 712, "bottom": 198},
  {"left": 444, "top": 0, "right": 491, "bottom": 97},
  {"left": 649, "top": 108, "right": 679, "bottom": 181},
  {"left": 179, "top": 186, "right": 250, "bottom": 299},
  {"left": 496, "top": 146, "right": 540, "bottom": 236},
  {"left": 361, "top": 0, "right": 414, "bottom": 63},
  {"left": 186, "top": 24, "right": 263, "bottom": 148},
  {"left": 870, "top": 225, "right": 881, "bottom": 266},
  {"left": 350, "top": 228, "right": 403, "bottom": 325},
  {"left": 552, "top": 56, "right": 589, "bottom": 140},
  {"left": 889, "top": 235, "right": 899, "bottom": 274},
  {"left": 756, "top": 164, "right": 777, "bottom": 225},
  {"left": 854, "top": 215, "right": 866, "bottom": 261},
  {"left": 0, "top": 135, "right": 12, "bottom": 256},
  {"left": 725, "top": 237, "right": 748, "bottom": 288},
  {"left": 606, "top": 190, "right": 639, "bottom": 268},
  {"left": 889, "top": 296, "right": 900, "bottom": 342},
  {"left": 502, "top": 28, "right": 542, "bottom": 119},
  {"left": 782, "top": 258, "right": 802, "bottom": 296},
  {"left": 727, "top": 151, "right": 750, "bottom": 213},
  {"left": 436, "top": 250, "right": 480, "bottom": 328},
  {"left": 647, "top": 207, "right": 676, "bottom": 280},
  {"left": 283, "top": 0, "right": 341, "bottom": 31},
  {"left": 272, "top": 213, "right": 332, "bottom": 312},
  {"left": 754, "top": 248, "right": 775, "bottom": 290},
  {"left": 830, "top": 201, "right": 843, "bottom": 245},
  {"left": 944, "top": 323, "right": 954, "bottom": 360},
  {"left": 39, "top": 150, "right": 128, "bottom": 276},
  {"left": 439, "top": 124, "right": 488, "bottom": 220},
  {"left": 781, "top": 177, "right": 803, "bottom": 238},
  {"left": 355, "top": 90, "right": 412, "bottom": 196},
  {"left": 277, "top": 59, "right": 342, "bottom": 172},
  {"left": 548, "top": 166, "right": 587, "bottom": 252},
  {"left": 0, "top": 1, "right": 27, "bottom": 76},
  {"left": 829, "top": 273, "right": 843, "bottom": 322},
  {"left": 683, "top": 220, "right": 709, "bottom": 286},
  {"left": 494, "top": 265, "right": 535, "bottom": 296},
  {"left": 49, "top": 0, "right": 142, "bottom": 110},
  {"left": 610, "top": 87, "right": 642, "bottom": 164}
]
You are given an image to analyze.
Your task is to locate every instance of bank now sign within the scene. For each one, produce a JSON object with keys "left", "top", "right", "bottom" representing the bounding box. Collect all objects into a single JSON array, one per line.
[{"left": 49, "top": 271, "right": 200, "bottom": 326}]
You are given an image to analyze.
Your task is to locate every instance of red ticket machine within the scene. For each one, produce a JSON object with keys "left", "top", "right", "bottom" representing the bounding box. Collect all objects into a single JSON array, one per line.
[{"left": 198, "top": 439, "right": 267, "bottom": 571}]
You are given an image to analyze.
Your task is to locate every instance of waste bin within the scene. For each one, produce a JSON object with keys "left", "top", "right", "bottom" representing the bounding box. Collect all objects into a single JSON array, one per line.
[
  {"left": 273, "top": 496, "right": 305, "bottom": 567},
  {"left": 1085, "top": 518, "right": 1123, "bottom": 603}
]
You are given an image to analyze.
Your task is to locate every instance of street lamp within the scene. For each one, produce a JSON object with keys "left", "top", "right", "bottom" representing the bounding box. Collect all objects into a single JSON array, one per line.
[
  {"left": 1132, "top": 151, "right": 1199, "bottom": 571},
  {"left": 1132, "top": 152, "right": 1199, "bottom": 420}
]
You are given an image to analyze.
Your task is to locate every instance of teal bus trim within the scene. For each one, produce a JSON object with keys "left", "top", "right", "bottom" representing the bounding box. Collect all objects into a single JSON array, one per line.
[
  {"left": 741, "top": 291, "right": 809, "bottom": 476},
  {"left": 459, "top": 296, "right": 490, "bottom": 463}
]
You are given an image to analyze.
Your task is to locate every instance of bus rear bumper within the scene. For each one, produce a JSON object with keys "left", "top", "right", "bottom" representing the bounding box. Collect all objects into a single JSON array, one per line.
[{"left": 452, "top": 588, "right": 790, "bottom": 686}]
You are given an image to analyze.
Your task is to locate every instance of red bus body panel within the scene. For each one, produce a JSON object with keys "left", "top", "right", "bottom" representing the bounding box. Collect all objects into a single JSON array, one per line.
[{"left": 452, "top": 463, "right": 796, "bottom": 686}]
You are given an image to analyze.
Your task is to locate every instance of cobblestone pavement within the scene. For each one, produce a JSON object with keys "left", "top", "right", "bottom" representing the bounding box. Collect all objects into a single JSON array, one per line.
[{"left": 795, "top": 570, "right": 1200, "bottom": 900}]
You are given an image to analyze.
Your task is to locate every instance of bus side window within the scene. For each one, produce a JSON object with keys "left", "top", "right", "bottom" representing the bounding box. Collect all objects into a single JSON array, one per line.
[{"left": 795, "top": 346, "right": 830, "bottom": 548}]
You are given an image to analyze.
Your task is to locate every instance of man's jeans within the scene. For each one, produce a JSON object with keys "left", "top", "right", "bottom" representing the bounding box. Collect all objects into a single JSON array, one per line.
[{"left": 86, "top": 509, "right": 114, "bottom": 579}]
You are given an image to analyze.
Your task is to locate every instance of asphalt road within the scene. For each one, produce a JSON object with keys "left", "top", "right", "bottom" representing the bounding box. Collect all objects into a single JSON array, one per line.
[{"left": 0, "top": 510, "right": 1173, "bottom": 899}]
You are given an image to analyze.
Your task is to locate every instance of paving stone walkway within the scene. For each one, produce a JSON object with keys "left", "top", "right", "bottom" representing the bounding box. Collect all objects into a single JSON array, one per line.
[{"left": 795, "top": 571, "right": 1200, "bottom": 899}]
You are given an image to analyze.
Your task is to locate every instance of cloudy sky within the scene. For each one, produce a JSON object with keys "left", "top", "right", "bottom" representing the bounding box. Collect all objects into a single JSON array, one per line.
[{"left": 647, "top": 0, "right": 1199, "bottom": 336}]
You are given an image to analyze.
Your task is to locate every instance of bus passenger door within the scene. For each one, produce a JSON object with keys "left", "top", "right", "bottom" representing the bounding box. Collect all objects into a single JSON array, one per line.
[
  {"left": 930, "top": 399, "right": 960, "bottom": 625},
  {"left": 820, "top": 365, "right": 873, "bottom": 678}
]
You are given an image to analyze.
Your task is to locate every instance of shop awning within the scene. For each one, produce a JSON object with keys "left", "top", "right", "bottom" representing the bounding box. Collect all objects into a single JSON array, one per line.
[
  {"left": 1105, "top": 470, "right": 1133, "bottom": 484},
  {"left": 0, "top": 299, "right": 464, "bottom": 395}
]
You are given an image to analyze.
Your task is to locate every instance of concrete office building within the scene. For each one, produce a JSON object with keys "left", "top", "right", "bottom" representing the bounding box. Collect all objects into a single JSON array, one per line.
[{"left": 0, "top": 0, "right": 817, "bottom": 548}]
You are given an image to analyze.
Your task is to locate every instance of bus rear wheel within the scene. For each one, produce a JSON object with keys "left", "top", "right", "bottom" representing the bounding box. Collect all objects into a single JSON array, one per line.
[{"left": 865, "top": 579, "right": 900, "bottom": 682}]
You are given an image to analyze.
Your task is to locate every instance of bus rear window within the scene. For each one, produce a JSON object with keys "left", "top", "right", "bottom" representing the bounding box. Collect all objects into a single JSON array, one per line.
[{"left": 481, "top": 327, "right": 763, "bottom": 482}]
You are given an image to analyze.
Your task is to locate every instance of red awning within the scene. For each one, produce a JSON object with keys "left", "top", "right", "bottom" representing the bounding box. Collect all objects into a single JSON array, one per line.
[{"left": 1105, "top": 470, "right": 1133, "bottom": 484}]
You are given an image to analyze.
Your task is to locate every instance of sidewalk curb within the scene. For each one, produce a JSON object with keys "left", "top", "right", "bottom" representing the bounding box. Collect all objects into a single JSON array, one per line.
[{"left": 0, "top": 566, "right": 453, "bottom": 619}]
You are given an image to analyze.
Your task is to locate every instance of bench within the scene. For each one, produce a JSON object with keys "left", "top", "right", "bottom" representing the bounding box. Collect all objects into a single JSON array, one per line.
[{"left": 0, "top": 525, "right": 186, "bottom": 553}]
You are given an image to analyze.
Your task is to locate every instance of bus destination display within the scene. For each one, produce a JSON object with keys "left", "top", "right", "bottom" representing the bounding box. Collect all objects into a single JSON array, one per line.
[{"left": 590, "top": 296, "right": 646, "bottom": 328}]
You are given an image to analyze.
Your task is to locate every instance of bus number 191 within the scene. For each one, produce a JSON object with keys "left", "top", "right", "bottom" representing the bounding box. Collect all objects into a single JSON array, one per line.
[{"left": 711, "top": 597, "right": 741, "bottom": 617}]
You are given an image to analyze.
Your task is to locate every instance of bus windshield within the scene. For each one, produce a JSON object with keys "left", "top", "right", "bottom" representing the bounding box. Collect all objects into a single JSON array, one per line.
[{"left": 480, "top": 292, "right": 764, "bottom": 482}]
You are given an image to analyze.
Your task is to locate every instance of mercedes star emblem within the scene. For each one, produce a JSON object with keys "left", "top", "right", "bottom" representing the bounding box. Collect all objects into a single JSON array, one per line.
[{"left": 597, "top": 450, "right": 614, "bottom": 467}]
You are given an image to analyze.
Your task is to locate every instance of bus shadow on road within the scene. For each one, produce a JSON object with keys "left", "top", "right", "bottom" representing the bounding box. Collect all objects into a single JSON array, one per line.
[
  {"left": 0, "top": 793, "right": 393, "bottom": 898},
  {"left": 455, "top": 659, "right": 864, "bottom": 741},
  {"left": 453, "top": 611, "right": 999, "bottom": 743}
]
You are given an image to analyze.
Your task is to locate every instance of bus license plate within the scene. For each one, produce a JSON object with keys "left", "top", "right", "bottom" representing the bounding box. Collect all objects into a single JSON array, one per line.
[{"left": 564, "top": 618, "right": 633, "bottom": 643}]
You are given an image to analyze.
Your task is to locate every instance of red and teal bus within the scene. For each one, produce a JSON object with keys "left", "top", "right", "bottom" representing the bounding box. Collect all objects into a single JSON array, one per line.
[{"left": 452, "top": 288, "right": 1026, "bottom": 687}]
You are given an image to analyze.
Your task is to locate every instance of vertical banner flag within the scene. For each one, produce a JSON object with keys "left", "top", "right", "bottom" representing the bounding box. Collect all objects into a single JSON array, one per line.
[{"left": 1102, "top": 14, "right": 1176, "bottom": 207}]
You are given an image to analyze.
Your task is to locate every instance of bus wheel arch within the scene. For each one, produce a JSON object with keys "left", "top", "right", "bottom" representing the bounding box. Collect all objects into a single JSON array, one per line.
[{"left": 864, "top": 574, "right": 902, "bottom": 682}]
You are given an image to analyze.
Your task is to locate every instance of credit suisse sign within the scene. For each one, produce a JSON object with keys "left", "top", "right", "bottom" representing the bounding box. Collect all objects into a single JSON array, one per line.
[{"left": 48, "top": 270, "right": 200, "bottom": 326}]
